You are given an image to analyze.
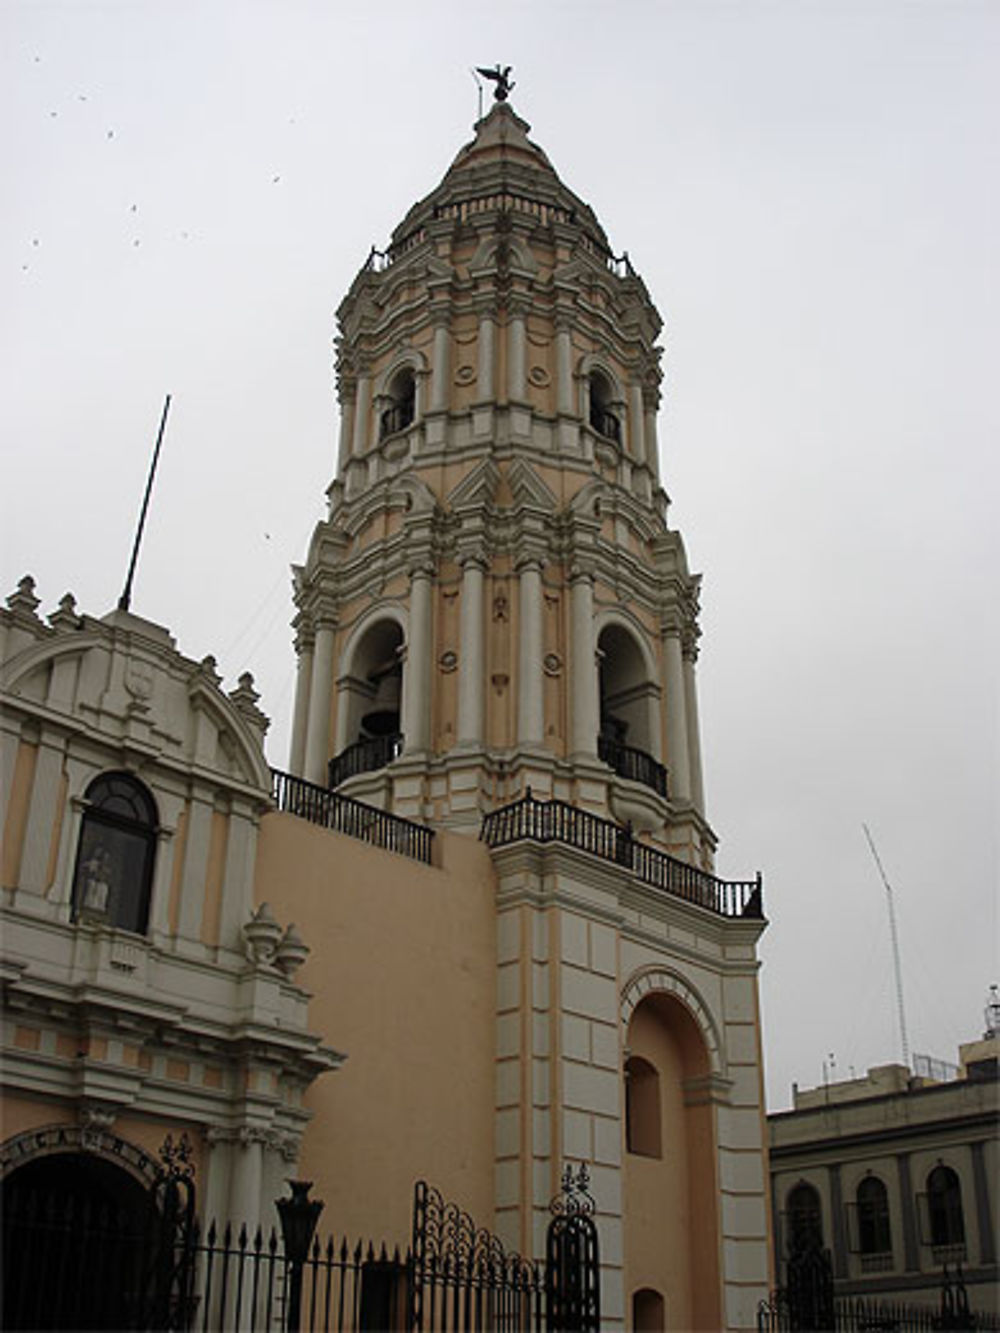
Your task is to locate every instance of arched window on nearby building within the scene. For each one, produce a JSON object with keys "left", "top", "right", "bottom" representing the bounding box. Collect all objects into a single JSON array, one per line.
[
  {"left": 380, "top": 366, "right": 416, "bottom": 440},
  {"left": 926, "top": 1166, "right": 965, "bottom": 1258},
  {"left": 624, "top": 1054, "right": 661, "bottom": 1158},
  {"left": 71, "top": 772, "right": 157, "bottom": 935},
  {"left": 786, "top": 1182, "right": 823, "bottom": 1256},
  {"left": 856, "top": 1176, "right": 892, "bottom": 1271},
  {"left": 588, "top": 369, "right": 620, "bottom": 444},
  {"left": 632, "top": 1287, "right": 665, "bottom": 1332}
]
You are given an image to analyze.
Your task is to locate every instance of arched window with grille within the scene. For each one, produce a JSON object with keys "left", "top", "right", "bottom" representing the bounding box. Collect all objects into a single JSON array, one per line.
[
  {"left": 925, "top": 1165, "right": 965, "bottom": 1257},
  {"left": 70, "top": 772, "right": 158, "bottom": 935},
  {"left": 856, "top": 1176, "right": 892, "bottom": 1268},
  {"left": 786, "top": 1182, "right": 823, "bottom": 1256}
]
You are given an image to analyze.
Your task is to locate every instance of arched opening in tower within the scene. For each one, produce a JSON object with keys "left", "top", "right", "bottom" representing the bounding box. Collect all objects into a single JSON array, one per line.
[
  {"left": 330, "top": 619, "right": 404, "bottom": 787},
  {"left": 380, "top": 367, "right": 416, "bottom": 440},
  {"left": 624, "top": 991, "right": 720, "bottom": 1330}
]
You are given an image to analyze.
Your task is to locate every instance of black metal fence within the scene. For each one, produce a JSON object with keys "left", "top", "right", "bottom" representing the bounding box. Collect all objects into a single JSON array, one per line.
[
  {"left": 2, "top": 1165, "right": 599, "bottom": 1333},
  {"left": 271, "top": 768, "right": 433, "bottom": 866},
  {"left": 480, "top": 789, "right": 763, "bottom": 920}
]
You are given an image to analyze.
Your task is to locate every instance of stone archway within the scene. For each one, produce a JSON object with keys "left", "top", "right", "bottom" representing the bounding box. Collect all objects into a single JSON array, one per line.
[{"left": 2, "top": 1148, "right": 157, "bottom": 1330}]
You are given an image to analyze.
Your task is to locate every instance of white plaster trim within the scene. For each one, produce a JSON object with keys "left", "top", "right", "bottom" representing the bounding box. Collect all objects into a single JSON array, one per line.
[{"left": 619, "top": 965, "right": 726, "bottom": 1077}]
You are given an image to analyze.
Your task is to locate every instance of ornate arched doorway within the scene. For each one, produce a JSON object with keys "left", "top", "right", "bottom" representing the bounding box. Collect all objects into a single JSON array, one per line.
[{"left": 2, "top": 1151, "right": 155, "bottom": 1329}]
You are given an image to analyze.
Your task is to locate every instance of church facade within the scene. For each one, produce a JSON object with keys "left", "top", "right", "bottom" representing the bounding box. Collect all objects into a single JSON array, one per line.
[{"left": 1, "top": 96, "right": 772, "bottom": 1329}]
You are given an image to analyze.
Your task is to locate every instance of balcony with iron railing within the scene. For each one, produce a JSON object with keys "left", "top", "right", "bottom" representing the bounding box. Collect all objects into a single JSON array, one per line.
[
  {"left": 597, "top": 734, "right": 668, "bottom": 798},
  {"left": 589, "top": 406, "right": 621, "bottom": 444},
  {"left": 379, "top": 401, "right": 414, "bottom": 440},
  {"left": 481, "top": 790, "right": 762, "bottom": 920},
  {"left": 271, "top": 768, "right": 433, "bottom": 864},
  {"left": 328, "top": 733, "right": 404, "bottom": 790}
]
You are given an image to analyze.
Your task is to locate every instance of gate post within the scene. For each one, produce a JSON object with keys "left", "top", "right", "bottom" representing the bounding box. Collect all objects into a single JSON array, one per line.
[
  {"left": 277, "top": 1180, "right": 324, "bottom": 1333},
  {"left": 545, "top": 1164, "right": 600, "bottom": 1333}
]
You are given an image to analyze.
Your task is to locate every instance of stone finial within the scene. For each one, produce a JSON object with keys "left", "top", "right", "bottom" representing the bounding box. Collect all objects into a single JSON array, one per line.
[
  {"left": 48, "top": 592, "right": 81, "bottom": 631},
  {"left": 229, "top": 671, "right": 270, "bottom": 745},
  {"left": 7, "top": 575, "right": 41, "bottom": 618},
  {"left": 198, "top": 655, "right": 223, "bottom": 687},
  {"left": 243, "top": 901, "right": 282, "bottom": 964},
  {"left": 274, "top": 924, "right": 309, "bottom": 980}
]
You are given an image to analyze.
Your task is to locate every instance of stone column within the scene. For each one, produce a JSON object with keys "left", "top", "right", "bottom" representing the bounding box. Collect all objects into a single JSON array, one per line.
[
  {"left": 229, "top": 1129, "right": 264, "bottom": 1231},
  {"left": 303, "top": 619, "right": 336, "bottom": 785},
  {"left": 896, "top": 1152, "right": 920, "bottom": 1271},
  {"left": 402, "top": 568, "right": 433, "bottom": 753},
  {"left": 644, "top": 401, "right": 660, "bottom": 482},
  {"left": 517, "top": 560, "right": 544, "bottom": 747},
  {"left": 477, "top": 311, "right": 495, "bottom": 401},
  {"left": 507, "top": 308, "right": 527, "bottom": 402},
  {"left": 336, "top": 386, "right": 356, "bottom": 474},
  {"left": 556, "top": 324, "right": 573, "bottom": 416},
  {"left": 663, "top": 630, "right": 692, "bottom": 803},
  {"left": 430, "top": 321, "right": 450, "bottom": 413},
  {"left": 351, "top": 374, "right": 371, "bottom": 457},
  {"left": 828, "top": 1164, "right": 848, "bottom": 1278},
  {"left": 456, "top": 558, "right": 486, "bottom": 747},
  {"left": 288, "top": 633, "right": 314, "bottom": 776},
  {"left": 569, "top": 571, "right": 598, "bottom": 757},
  {"left": 629, "top": 384, "right": 645, "bottom": 465},
  {"left": 971, "top": 1140, "right": 996, "bottom": 1264},
  {"left": 683, "top": 651, "right": 705, "bottom": 814},
  {"left": 18, "top": 730, "right": 65, "bottom": 897}
]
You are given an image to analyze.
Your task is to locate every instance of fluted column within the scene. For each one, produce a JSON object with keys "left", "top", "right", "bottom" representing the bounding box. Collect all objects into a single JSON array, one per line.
[
  {"left": 663, "top": 629, "right": 692, "bottom": 803},
  {"left": 336, "top": 387, "right": 356, "bottom": 473},
  {"left": 456, "top": 558, "right": 486, "bottom": 747},
  {"left": 569, "top": 570, "right": 598, "bottom": 757},
  {"left": 351, "top": 374, "right": 371, "bottom": 457},
  {"left": 556, "top": 325, "right": 573, "bottom": 415},
  {"left": 402, "top": 568, "right": 433, "bottom": 753},
  {"left": 476, "top": 311, "right": 495, "bottom": 401},
  {"left": 517, "top": 560, "right": 544, "bottom": 747},
  {"left": 683, "top": 650, "right": 705, "bottom": 814},
  {"left": 289, "top": 633, "right": 314, "bottom": 775},
  {"left": 629, "top": 384, "right": 646, "bottom": 465},
  {"left": 303, "top": 618, "right": 336, "bottom": 785},
  {"left": 430, "top": 321, "right": 450, "bottom": 413},
  {"left": 507, "top": 308, "right": 526, "bottom": 402}
]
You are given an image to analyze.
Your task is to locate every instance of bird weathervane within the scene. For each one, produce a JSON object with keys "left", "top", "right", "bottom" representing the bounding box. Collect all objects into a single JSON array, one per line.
[{"left": 476, "top": 64, "right": 515, "bottom": 102}]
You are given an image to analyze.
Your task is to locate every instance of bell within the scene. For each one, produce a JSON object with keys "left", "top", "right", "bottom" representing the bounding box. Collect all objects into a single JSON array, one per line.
[{"left": 361, "top": 663, "right": 401, "bottom": 738}]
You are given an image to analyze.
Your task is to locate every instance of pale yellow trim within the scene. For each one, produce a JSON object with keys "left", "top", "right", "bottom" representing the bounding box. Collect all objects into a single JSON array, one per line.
[{"left": 1, "top": 740, "right": 37, "bottom": 887}]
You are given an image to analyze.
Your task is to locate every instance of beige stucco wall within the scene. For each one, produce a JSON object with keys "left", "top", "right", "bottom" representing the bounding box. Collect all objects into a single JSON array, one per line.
[{"left": 253, "top": 813, "right": 498, "bottom": 1245}]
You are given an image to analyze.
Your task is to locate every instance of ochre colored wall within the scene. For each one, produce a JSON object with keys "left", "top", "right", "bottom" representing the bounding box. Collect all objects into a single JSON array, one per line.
[
  {"left": 623, "top": 995, "right": 722, "bottom": 1331},
  {"left": 253, "top": 813, "right": 497, "bottom": 1246}
]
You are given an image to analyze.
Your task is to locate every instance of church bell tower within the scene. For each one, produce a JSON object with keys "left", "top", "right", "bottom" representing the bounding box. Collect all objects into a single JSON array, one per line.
[
  {"left": 288, "top": 88, "right": 771, "bottom": 1328},
  {"left": 290, "top": 96, "right": 710, "bottom": 868}
]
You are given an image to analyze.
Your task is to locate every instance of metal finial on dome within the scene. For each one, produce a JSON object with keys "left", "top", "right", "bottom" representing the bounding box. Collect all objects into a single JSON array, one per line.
[{"left": 476, "top": 64, "right": 515, "bottom": 102}]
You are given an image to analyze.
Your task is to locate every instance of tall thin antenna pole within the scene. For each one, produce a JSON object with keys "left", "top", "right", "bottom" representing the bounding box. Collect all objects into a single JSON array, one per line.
[
  {"left": 863, "top": 823, "right": 911, "bottom": 1069},
  {"left": 118, "top": 394, "right": 171, "bottom": 612}
]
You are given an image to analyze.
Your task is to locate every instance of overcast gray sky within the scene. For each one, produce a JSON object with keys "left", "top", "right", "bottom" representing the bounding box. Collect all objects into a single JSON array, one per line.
[{"left": 3, "top": 1, "right": 997, "bottom": 1111}]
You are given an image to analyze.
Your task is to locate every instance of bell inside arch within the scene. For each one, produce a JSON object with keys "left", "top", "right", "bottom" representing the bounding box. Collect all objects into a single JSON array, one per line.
[{"left": 361, "top": 661, "right": 401, "bottom": 738}]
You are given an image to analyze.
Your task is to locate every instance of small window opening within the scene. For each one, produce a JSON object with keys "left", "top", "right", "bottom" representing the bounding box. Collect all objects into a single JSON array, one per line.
[
  {"left": 632, "top": 1288, "right": 665, "bottom": 1332},
  {"left": 380, "top": 367, "right": 415, "bottom": 440},
  {"left": 589, "top": 371, "right": 620, "bottom": 443},
  {"left": 625, "top": 1055, "right": 661, "bottom": 1158}
]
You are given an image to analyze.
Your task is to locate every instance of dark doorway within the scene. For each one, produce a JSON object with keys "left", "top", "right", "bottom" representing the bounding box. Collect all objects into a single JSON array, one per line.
[{"left": 2, "top": 1152, "right": 157, "bottom": 1331}]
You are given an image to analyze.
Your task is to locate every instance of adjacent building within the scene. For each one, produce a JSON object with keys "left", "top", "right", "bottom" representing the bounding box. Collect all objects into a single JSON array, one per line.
[{"left": 768, "top": 1011, "right": 999, "bottom": 1317}]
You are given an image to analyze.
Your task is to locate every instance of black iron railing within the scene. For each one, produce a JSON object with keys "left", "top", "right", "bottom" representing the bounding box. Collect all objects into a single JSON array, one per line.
[
  {"left": 328, "top": 733, "right": 404, "bottom": 789},
  {"left": 597, "top": 734, "right": 668, "bottom": 798},
  {"left": 271, "top": 769, "right": 433, "bottom": 865},
  {"left": 379, "top": 402, "right": 414, "bottom": 440},
  {"left": 589, "top": 407, "right": 621, "bottom": 443},
  {"left": 480, "top": 791, "right": 762, "bottom": 920}
]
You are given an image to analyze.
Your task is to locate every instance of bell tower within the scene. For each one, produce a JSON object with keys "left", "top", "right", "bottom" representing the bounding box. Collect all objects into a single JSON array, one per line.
[
  {"left": 288, "top": 90, "right": 771, "bottom": 1327},
  {"left": 290, "top": 97, "right": 709, "bottom": 866}
]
